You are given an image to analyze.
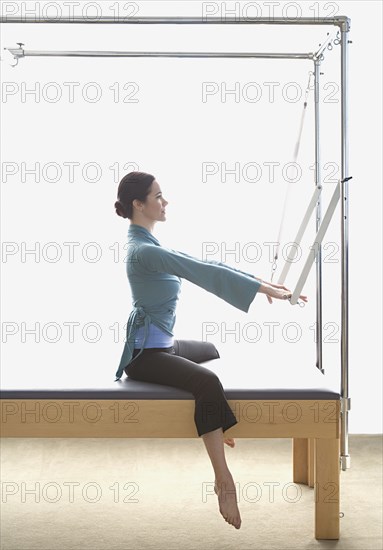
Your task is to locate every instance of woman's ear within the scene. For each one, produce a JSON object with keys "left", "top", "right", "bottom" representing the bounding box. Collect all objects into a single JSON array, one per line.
[{"left": 132, "top": 199, "right": 142, "bottom": 212}]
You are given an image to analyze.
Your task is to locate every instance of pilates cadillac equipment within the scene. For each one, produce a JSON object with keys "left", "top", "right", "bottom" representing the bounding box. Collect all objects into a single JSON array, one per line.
[{"left": 0, "top": 15, "right": 352, "bottom": 540}]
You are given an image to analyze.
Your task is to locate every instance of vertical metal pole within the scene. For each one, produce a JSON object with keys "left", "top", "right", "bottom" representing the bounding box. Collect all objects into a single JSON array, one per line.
[
  {"left": 340, "top": 20, "right": 351, "bottom": 471},
  {"left": 314, "top": 58, "right": 324, "bottom": 374}
]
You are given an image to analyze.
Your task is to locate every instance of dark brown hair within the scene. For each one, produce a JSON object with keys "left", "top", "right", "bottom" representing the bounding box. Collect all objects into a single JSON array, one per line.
[{"left": 114, "top": 171, "right": 156, "bottom": 219}]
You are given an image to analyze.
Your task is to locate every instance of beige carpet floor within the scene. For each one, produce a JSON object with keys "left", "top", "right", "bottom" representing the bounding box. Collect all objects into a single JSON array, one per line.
[{"left": 0, "top": 435, "right": 382, "bottom": 550}]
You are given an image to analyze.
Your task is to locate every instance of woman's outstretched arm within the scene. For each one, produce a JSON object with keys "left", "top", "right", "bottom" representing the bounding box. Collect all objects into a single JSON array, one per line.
[
  {"left": 136, "top": 244, "right": 307, "bottom": 311},
  {"left": 172, "top": 249, "right": 308, "bottom": 305}
]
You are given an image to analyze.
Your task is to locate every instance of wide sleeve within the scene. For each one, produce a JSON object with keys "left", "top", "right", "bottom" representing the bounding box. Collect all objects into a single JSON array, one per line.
[
  {"left": 173, "top": 249, "right": 262, "bottom": 282},
  {"left": 137, "top": 244, "right": 262, "bottom": 313}
]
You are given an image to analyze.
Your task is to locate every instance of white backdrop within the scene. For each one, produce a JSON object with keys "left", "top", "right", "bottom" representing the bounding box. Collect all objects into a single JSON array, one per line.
[{"left": 0, "top": 1, "right": 381, "bottom": 433}]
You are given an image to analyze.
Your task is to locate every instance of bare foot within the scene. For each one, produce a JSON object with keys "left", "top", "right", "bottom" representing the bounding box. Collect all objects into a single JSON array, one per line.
[
  {"left": 223, "top": 437, "right": 235, "bottom": 448},
  {"left": 214, "top": 475, "right": 241, "bottom": 529}
]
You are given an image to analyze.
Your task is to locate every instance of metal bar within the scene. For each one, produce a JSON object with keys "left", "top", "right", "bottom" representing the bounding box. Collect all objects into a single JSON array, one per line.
[
  {"left": 0, "top": 16, "right": 351, "bottom": 28},
  {"left": 340, "top": 25, "right": 351, "bottom": 472},
  {"left": 277, "top": 186, "right": 322, "bottom": 285},
  {"left": 314, "top": 58, "right": 324, "bottom": 375},
  {"left": 290, "top": 181, "right": 340, "bottom": 306},
  {"left": 5, "top": 48, "right": 314, "bottom": 60}
]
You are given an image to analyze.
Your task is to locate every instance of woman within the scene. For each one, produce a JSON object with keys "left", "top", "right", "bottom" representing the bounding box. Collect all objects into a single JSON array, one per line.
[{"left": 114, "top": 171, "right": 308, "bottom": 530}]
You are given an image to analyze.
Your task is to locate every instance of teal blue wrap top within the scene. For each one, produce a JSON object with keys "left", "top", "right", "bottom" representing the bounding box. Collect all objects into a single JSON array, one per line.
[{"left": 115, "top": 224, "right": 262, "bottom": 381}]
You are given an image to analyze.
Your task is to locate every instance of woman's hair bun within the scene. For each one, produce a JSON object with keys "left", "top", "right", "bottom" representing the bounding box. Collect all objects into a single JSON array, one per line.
[{"left": 114, "top": 200, "right": 128, "bottom": 219}]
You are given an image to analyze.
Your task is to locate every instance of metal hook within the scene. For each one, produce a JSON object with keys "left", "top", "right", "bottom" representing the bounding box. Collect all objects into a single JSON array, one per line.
[
  {"left": 286, "top": 297, "right": 305, "bottom": 308},
  {"left": 271, "top": 261, "right": 277, "bottom": 281},
  {"left": 304, "top": 72, "right": 314, "bottom": 101},
  {"left": 6, "top": 42, "right": 24, "bottom": 67},
  {"left": 333, "top": 30, "right": 341, "bottom": 46},
  {"left": 2, "top": 47, "right": 19, "bottom": 67},
  {"left": 327, "top": 42, "right": 333, "bottom": 51},
  {"left": 307, "top": 70, "right": 315, "bottom": 90}
]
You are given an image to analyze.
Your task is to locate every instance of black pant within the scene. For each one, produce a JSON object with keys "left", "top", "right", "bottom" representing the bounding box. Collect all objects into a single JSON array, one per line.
[{"left": 124, "top": 340, "right": 238, "bottom": 437}]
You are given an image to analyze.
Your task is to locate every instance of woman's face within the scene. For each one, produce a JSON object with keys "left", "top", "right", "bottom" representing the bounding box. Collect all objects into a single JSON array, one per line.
[{"left": 134, "top": 179, "right": 168, "bottom": 223}]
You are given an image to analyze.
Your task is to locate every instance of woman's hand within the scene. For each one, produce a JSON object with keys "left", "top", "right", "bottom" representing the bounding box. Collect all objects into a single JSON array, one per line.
[{"left": 259, "top": 281, "right": 308, "bottom": 305}]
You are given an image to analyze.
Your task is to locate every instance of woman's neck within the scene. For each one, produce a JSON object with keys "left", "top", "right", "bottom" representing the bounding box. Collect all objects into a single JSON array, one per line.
[{"left": 130, "top": 220, "right": 155, "bottom": 234}]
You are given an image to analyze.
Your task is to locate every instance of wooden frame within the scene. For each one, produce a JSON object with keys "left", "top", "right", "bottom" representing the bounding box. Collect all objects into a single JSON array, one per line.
[{"left": 1, "top": 397, "right": 340, "bottom": 540}]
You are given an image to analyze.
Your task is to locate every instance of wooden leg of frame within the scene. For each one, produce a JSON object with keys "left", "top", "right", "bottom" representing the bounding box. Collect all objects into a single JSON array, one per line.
[
  {"left": 293, "top": 438, "right": 308, "bottom": 484},
  {"left": 308, "top": 437, "right": 315, "bottom": 488},
  {"left": 314, "top": 438, "right": 340, "bottom": 540}
]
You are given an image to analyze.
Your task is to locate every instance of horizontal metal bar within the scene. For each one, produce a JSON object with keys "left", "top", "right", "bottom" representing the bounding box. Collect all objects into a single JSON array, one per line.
[
  {"left": 5, "top": 48, "right": 314, "bottom": 60},
  {"left": 0, "top": 16, "right": 350, "bottom": 29},
  {"left": 290, "top": 181, "right": 340, "bottom": 305}
]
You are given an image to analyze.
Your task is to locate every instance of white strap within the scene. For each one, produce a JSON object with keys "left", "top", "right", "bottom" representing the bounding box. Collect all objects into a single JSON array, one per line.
[
  {"left": 290, "top": 181, "right": 340, "bottom": 305},
  {"left": 277, "top": 185, "right": 322, "bottom": 284}
]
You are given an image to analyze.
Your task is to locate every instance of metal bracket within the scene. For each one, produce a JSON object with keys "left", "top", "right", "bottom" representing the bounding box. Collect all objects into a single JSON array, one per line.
[
  {"left": 340, "top": 455, "right": 351, "bottom": 470},
  {"left": 340, "top": 397, "right": 351, "bottom": 471},
  {"left": 334, "top": 16, "right": 351, "bottom": 32},
  {"left": 340, "top": 397, "right": 351, "bottom": 413}
]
